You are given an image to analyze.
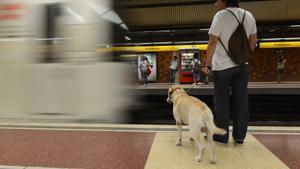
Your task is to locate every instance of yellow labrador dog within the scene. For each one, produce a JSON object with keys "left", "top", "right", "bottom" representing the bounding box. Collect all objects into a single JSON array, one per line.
[{"left": 167, "top": 86, "right": 226, "bottom": 164}]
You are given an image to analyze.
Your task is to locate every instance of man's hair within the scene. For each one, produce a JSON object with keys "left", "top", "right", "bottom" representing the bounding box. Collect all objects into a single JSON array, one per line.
[
  {"left": 222, "top": 0, "right": 239, "bottom": 7},
  {"left": 193, "top": 52, "right": 199, "bottom": 59}
]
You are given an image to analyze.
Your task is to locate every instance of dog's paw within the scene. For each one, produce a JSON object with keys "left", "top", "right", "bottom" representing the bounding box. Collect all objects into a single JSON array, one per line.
[
  {"left": 194, "top": 155, "right": 202, "bottom": 162},
  {"left": 210, "top": 159, "right": 217, "bottom": 164},
  {"left": 176, "top": 140, "right": 182, "bottom": 146}
]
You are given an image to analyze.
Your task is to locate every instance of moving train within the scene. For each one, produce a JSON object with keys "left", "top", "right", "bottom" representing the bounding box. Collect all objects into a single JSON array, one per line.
[{"left": 0, "top": 0, "right": 131, "bottom": 123}]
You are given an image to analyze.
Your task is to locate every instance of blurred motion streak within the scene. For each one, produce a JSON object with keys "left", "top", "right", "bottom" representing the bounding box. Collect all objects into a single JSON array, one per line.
[
  {"left": 0, "top": 3, "right": 24, "bottom": 20},
  {"left": 0, "top": 0, "right": 131, "bottom": 123}
]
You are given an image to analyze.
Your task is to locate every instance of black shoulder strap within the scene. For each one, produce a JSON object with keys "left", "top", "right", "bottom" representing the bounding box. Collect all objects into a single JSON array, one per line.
[
  {"left": 226, "top": 9, "right": 240, "bottom": 24},
  {"left": 226, "top": 9, "right": 247, "bottom": 24},
  {"left": 218, "top": 37, "right": 231, "bottom": 58},
  {"left": 242, "top": 10, "right": 246, "bottom": 23}
]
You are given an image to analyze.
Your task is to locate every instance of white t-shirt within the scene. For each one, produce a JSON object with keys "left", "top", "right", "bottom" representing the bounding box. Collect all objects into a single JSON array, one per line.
[
  {"left": 208, "top": 7, "right": 257, "bottom": 71},
  {"left": 170, "top": 59, "right": 179, "bottom": 70},
  {"left": 191, "top": 59, "right": 201, "bottom": 68}
]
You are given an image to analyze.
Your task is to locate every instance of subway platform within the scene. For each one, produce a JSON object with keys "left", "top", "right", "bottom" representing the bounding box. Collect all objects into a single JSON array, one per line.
[
  {"left": 129, "top": 82, "right": 300, "bottom": 95},
  {"left": 0, "top": 122, "right": 299, "bottom": 169}
]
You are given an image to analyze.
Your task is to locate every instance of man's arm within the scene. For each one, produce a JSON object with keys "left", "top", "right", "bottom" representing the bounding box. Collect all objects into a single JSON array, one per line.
[
  {"left": 249, "top": 33, "right": 257, "bottom": 51},
  {"left": 203, "top": 34, "right": 218, "bottom": 74}
]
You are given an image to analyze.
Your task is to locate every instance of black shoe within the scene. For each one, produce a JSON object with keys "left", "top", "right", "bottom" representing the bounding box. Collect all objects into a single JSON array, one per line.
[
  {"left": 205, "top": 135, "right": 228, "bottom": 145},
  {"left": 234, "top": 140, "right": 244, "bottom": 145},
  {"left": 214, "top": 138, "right": 228, "bottom": 145}
]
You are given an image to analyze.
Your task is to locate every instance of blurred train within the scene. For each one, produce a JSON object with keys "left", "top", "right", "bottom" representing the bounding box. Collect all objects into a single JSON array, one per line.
[{"left": 0, "top": 0, "right": 132, "bottom": 123}]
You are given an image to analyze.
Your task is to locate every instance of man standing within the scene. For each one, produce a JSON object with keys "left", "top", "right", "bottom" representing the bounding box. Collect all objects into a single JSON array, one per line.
[
  {"left": 169, "top": 56, "right": 179, "bottom": 84},
  {"left": 191, "top": 53, "right": 201, "bottom": 85},
  {"left": 203, "top": 0, "right": 257, "bottom": 144}
]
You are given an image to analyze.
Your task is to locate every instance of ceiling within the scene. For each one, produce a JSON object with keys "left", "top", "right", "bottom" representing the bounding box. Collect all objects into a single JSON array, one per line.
[{"left": 113, "top": 0, "right": 300, "bottom": 45}]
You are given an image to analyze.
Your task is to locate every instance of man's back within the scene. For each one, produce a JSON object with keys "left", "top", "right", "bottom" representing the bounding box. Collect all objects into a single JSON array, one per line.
[{"left": 209, "top": 7, "right": 257, "bottom": 71}]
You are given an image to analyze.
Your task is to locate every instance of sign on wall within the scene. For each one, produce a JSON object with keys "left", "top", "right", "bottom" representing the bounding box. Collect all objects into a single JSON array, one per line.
[{"left": 137, "top": 53, "right": 157, "bottom": 82}]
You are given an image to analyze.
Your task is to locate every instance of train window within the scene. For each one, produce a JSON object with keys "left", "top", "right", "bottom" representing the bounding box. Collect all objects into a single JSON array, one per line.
[{"left": 42, "top": 3, "right": 61, "bottom": 63}]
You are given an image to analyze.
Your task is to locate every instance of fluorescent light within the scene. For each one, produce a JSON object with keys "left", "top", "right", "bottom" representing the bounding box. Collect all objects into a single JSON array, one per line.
[
  {"left": 120, "top": 23, "right": 129, "bottom": 31},
  {"left": 291, "top": 25, "right": 300, "bottom": 28},
  {"left": 125, "top": 36, "right": 131, "bottom": 41},
  {"left": 199, "top": 28, "right": 210, "bottom": 31},
  {"left": 101, "top": 11, "right": 122, "bottom": 24}
]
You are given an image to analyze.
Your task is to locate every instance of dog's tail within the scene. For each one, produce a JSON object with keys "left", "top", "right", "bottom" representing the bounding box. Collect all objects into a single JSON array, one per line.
[
  {"left": 212, "top": 125, "right": 227, "bottom": 136},
  {"left": 204, "top": 114, "right": 227, "bottom": 136}
]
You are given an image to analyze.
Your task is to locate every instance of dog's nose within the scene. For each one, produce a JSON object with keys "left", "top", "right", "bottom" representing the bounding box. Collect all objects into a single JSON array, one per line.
[{"left": 166, "top": 98, "right": 172, "bottom": 104}]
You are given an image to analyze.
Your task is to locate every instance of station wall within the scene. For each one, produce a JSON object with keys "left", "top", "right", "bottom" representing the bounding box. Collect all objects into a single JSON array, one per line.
[{"left": 152, "top": 48, "right": 300, "bottom": 83}]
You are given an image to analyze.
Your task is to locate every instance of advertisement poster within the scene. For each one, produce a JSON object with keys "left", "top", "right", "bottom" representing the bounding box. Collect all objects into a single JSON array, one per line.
[{"left": 138, "top": 53, "right": 157, "bottom": 82}]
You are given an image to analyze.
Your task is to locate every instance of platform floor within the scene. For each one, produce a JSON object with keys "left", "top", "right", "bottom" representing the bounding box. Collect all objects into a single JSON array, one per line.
[
  {"left": 0, "top": 123, "right": 299, "bottom": 169},
  {"left": 130, "top": 82, "right": 300, "bottom": 95}
]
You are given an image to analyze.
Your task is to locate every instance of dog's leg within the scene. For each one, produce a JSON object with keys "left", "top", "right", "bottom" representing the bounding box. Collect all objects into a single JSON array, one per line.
[
  {"left": 207, "top": 132, "right": 217, "bottom": 164},
  {"left": 176, "top": 121, "right": 182, "bottom": 146},
  {"left": 191, "top": 132, "right": 206, "bottom": 162}
]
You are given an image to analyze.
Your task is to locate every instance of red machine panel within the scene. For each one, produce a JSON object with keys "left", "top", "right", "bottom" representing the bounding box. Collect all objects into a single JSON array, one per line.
[{"left": 179, "top": 49, "right": 199, "bottom": 83}]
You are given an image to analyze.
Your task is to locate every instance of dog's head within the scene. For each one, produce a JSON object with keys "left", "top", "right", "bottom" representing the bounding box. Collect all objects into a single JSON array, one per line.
[{"left": 166, "top": 86, "right": 185, "bottom": 104}]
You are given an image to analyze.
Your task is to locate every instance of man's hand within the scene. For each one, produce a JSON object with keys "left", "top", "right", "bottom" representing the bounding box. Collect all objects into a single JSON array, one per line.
[{"left": 202, "top": 66, "right": 211, "bottom": 75}]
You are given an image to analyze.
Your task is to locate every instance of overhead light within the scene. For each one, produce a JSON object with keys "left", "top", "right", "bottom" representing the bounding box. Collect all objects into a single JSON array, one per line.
[
  {"left": 86, "top": 0, "right": 129, "bottom": 31},
  {"left": 124, "top": 36, "right": 131, "bottom": 41},
  {"left": 143, "top": 30, "right": 171, "bottom": 33},
  {"left": 291, "top": 25, "right": 300, "bottom": 28},
  {"left": 100, "top": 10, "right": 122, "bottom": 24},
  {"left": 199, "top": 28, "right": 210, "bottom": 31},
  {"left": 120, "top": 23, "right": 129, "bottom": 31}
]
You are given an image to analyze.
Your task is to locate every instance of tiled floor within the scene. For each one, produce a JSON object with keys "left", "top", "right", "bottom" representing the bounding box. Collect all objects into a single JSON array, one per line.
[
  {"left": 145, "top": 132, "right": 289, "bottom": 169},
  {"left": 254, "top": 134, "right": 300, "bottom": 169},
  {"left": 0, "top": 129, "right": 154, "bottom": 169},
  {"left": 0, "top": 124, "right": 299, "bottom": 169}
]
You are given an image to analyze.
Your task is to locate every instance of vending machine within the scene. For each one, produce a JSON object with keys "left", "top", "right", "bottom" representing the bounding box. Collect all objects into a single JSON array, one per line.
[{"left": 179, "top": 49, "right": 200, "bottom": 83}]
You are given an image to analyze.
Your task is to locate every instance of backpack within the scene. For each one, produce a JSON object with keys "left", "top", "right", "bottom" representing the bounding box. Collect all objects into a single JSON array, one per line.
[
  {"left": 218, "top": 9, "right": 253, "bottom": 65},
  {"left": 192, "top": 59, "right": 200, "bottom": 72}
]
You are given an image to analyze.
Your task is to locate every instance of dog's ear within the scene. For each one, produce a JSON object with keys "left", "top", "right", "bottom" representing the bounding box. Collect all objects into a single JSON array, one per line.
[{"left": 169, "top": 86, "right": 182, "bottom": 95}]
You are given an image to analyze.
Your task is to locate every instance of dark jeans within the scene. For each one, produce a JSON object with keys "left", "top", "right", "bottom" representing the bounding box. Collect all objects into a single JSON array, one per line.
[
  {"left": 212, "top": 65, "right": 249, "bottom": 143},
  {"left": 141, "top": 70, "right": 148, "bottom": 85},
  {"left": 278, "top": 68, "right": 284, "bottom": 82},
  {"left": 169, "top": 69, "right": 176, "bottom": 83},
  {"left": 193, "top": 70, "right": 201, "bottom": 83}
]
